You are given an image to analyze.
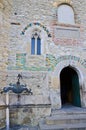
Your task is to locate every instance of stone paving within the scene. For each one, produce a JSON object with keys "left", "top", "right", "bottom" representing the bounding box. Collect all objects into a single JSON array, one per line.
[
  {"left": 1, "top": 125, "right": 39, "bottom": 130},
  {"left": 16, "top": 126, "right": 39, "bottom": 130}
]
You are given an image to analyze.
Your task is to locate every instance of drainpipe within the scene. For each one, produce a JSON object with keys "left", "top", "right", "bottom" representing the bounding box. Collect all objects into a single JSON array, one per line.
[{"left": 6, "top": 92, "right": 9, "bottom": 130}]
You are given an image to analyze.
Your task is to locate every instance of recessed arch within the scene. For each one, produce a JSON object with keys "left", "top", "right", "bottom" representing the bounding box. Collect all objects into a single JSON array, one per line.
[
  {"left": 60, "top": 66, "right": 81, "bottom": 107},
  {"left": 57, "top": 4, "right": 75, "bottom": 24}
]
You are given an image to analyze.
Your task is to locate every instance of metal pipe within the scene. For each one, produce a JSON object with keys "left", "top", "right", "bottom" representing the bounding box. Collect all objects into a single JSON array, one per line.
[{"left": 6, "top": 93, "right": 9, "bottom": 130}]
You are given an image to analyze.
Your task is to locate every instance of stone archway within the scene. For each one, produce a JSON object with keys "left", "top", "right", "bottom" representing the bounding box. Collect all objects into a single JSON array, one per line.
[{"left": 60, "top": 66, "right": 81, "bottom": 107}]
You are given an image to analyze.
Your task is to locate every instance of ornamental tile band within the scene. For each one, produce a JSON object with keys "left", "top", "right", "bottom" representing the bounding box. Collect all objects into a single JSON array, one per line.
[
  {"left": 21, "top": 22, "right": 51, "bottom": 37},
  {"left": 8, "top": 54, "right": 86, "bottom": 71},
  {"left": 46, "top": 54, "right": 86, "bottom": 70}
]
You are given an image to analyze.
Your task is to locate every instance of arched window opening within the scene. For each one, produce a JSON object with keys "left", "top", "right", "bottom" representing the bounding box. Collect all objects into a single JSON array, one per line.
[
  {"left": 58, "top": 4, "right": 75, "bottom": 24},
  {"left": 31, "top": 30, "right": 41, "bottom": 55},
  {"left": 31, "top": 36, "right": 35, "bottom": 55},
  {"left": 37, "top": 37, "right": 41, "bottom": 55}
]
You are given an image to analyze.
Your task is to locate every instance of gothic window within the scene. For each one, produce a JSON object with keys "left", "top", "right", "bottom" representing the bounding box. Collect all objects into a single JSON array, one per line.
[
  {"left": 31, "top": 37, "right": 35, "bottom": 55},
  {"left": 37, "top": 36, "right": 41, "bottom": 55},
  {"left": 31, "top": 30, "right": 41, "bottom": 55},
  {"left": 57, "top": 4, "right": 75, "bottom": 24}
]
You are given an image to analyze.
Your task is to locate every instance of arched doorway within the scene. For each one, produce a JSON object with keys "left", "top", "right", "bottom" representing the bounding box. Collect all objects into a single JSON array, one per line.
[{"left": 60, "top": 66, "right": 81, "bottom": 107}]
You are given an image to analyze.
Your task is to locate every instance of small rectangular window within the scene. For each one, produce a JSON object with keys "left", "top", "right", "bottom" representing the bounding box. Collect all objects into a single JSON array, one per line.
[
  {"left": 31, "top": 37, "right": 35, "bottom": 55},
  {"left": 37, "top": 37, "right": 41, "bottom": 55}
]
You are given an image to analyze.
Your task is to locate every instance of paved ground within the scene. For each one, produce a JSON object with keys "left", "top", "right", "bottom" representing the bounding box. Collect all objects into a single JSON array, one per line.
[
  {"left": 1, "top": 125, "right": 39, "bottom": 130},
  {"left": 16, "top": 126, "right": 39, "bottom": 130}
]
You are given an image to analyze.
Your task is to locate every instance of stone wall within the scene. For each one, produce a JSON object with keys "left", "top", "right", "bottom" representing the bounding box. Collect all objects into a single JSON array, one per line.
[
  {"left": 0, "top": 0, "right": 12, "bottom": 128},
  {"left": 0, "top": 0, "right": 86, "bottom": 128},
  {"left": 7, "top": 0, "right": 86, "bottom": 70},
  {"left": 0, "top": 0, "right": 12, "bottom": 82}
]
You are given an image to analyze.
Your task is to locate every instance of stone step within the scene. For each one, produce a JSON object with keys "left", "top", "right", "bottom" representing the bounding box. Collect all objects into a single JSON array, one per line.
[
  {"left": 39, "top": 107, "right": 86, "bottom": 130},
  {"left": 39, "top": 122, "right": 86, "bottom": 130},
  {"left": 45, "top": 114, "right": 86, "bottom": 125},
  {"left": 51, "top": 108, "right": 86, "bottom": 116}
]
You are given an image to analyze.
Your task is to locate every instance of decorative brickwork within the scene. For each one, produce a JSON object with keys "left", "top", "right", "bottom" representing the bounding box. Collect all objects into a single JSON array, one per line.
[{"left": 21, "top": 22, "right": 51, "bottom": 37}]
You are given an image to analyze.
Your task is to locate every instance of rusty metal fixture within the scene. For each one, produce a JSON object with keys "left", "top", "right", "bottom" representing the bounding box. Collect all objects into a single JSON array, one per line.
[{"left": 1, "top": 74, "right": 33, "bottom": 95}]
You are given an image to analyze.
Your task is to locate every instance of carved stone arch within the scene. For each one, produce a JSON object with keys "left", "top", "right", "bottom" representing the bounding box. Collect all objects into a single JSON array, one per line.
[
  {"left": 21, "top": 22, "right": 51, "bottom": 38},
  {"left": 57, "top": 2, "right": 75, "bottom": 15},
  {"left": 53, "top": 61, "right": 85, "bottom": 107},
  {"left": 31, "top": 28, "right": 41, "bottom": 38},
  {"left": 53, "top": 0, "right": 73, "bottom": 8},
  {"left": 60, "top": 66, "right": 81, "bottom": 107},
  {"left": 57, "top": 1, "right": 73, "bottom": 8},
  {"left": 59, "top": 65, "right": 84, "bottom": 90}
]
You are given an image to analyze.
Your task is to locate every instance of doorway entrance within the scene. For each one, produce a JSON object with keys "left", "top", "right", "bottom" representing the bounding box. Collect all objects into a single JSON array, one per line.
[{"left": 60, "top": 66, "right": 81, "bottom": 107}]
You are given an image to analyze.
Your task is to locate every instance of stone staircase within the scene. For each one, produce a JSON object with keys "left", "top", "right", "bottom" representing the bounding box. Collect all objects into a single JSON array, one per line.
[{"left": 39, "top": 106, "right": 86, "bottom": 130}]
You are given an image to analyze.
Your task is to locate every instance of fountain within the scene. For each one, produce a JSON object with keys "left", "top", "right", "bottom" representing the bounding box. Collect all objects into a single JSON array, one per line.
[
  {"left": 0, "top": 74, "right": 33, "bottom": 130},
  {"left": 1, "top": 74, "right": 33, "bottom": 94}
]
